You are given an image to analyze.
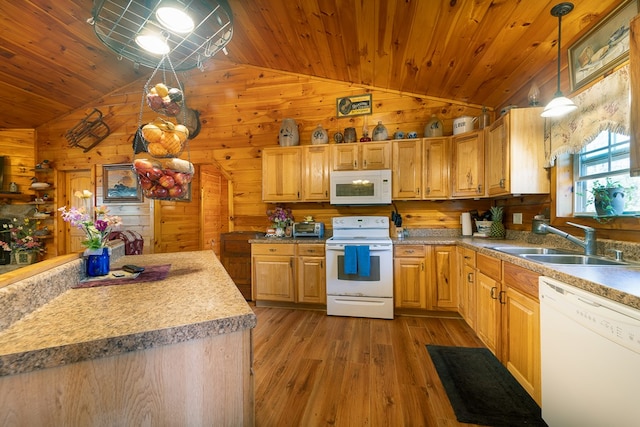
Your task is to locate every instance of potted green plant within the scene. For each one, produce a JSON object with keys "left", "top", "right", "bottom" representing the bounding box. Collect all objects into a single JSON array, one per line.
[{"left": 588, "top": 178, "right": 629, "bottom": 216}]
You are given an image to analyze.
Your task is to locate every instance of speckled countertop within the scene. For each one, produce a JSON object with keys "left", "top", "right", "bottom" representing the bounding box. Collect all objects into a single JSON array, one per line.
[
  {"left": 251, "top": 231, "right": 640, "bottom": 310},
  {"left": 393, "top": 235, "right": 640, "bottom": 310},
  {"left": 0, "top": 250, "right": 256, "bottom": 377}
]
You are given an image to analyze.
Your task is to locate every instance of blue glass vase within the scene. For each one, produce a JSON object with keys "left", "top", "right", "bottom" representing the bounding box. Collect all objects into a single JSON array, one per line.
[{"left": 86, "top": 247, "right": 110, "bottom": 276}]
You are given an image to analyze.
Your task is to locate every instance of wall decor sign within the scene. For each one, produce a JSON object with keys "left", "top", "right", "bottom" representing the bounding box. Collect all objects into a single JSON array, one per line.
[
  {"left": 336, "top": 94, "right": 372, "bottom": 118},
  {"left": 103, "top": 164, "right": 143, "bottom": 203},
  {"left": 568, "top": 0, "right": 638, "bottom": 92}
]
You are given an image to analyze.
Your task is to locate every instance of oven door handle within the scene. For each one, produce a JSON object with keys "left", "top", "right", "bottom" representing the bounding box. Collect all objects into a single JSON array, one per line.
[{"left": 326, "top": 246, "right": 392, "bottom": 252}]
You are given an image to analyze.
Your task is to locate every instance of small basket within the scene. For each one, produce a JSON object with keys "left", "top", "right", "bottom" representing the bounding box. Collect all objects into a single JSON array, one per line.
[
  {"left": 138, "top": 119, "right": 189, "bottom": 158},
  {"left": 145, "top": 82, "right": 184, "bottom": 117},
  {"left": 133, "top": 158, "right": 193, "bottom": 201}
]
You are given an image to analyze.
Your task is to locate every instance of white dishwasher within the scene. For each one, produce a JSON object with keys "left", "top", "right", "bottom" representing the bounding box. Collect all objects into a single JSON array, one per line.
[{"left": 539, "top": 276, "right": 640, "bottom": 427}]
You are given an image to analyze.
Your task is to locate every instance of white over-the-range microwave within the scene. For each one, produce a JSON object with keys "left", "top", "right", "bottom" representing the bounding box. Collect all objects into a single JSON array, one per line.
[{"left": 329, "top": 169, "right": 392, "bottom": 205}]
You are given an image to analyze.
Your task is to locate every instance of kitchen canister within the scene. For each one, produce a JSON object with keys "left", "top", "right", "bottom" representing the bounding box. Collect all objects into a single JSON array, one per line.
[
  {"left": 279, "top": 118, "right": 299, "bottom": 146},
  {"left": 452, "top": 116, "right": 478, "bottom": 135},
  {"left": 310, "top": 124, "right": 328, "bottom": 144},
  {"left": 372, "top": 121, "right": 388, "bottom": 141},
  {"left": 424, "top": 114, "right": 443, "bottom": 137}
]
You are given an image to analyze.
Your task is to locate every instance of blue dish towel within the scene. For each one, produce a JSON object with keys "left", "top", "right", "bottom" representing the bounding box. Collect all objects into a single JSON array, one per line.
[
  {"left": 356, "top": 245, "right": 370, "bottom": 277},
  {"left": 344, "top": 245, "right": 358, "bottom": 275}
]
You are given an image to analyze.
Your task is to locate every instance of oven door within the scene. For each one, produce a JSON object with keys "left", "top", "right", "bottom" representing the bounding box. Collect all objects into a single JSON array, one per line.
[{"left": 325, "top": 243, "right": 393, "bottom": 297}]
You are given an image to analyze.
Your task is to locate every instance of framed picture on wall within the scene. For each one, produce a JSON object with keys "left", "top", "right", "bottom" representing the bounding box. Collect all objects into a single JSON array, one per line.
[
  {"left": 568, "top": 0, "right": 638, "bottom": 92},
  {"left": 103, "top": 164, "right": 143, "bottom": 203}
]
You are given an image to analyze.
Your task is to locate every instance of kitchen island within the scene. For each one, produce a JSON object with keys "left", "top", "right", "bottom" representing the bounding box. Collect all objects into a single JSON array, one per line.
[{"left": 0, "top": 250, "right": 256, "bottom": 426}]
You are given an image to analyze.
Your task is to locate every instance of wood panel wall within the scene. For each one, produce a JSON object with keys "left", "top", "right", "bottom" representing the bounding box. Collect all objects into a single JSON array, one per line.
[{"left": 33, "top": 61, "right": 499, "bottom": 251}]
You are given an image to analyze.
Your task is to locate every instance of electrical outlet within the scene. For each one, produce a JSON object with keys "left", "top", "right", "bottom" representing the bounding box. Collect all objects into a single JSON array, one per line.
[{"left": 513, "top": 213, "right": 523, "bottom": 225}]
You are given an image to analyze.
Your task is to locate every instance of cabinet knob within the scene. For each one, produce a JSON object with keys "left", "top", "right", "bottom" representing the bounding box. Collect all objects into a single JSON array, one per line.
[
  {"left": 490, "top": 286, "right": 497, "bottom": 299},
  {"left": 499, "top": 178, "right": 505, "bottom": 188},
  {"left": 476, "top": 184, "right": 483, "bottom": 194},
  {"left": 269, "top": 248, "right": 276, "bottom": 252},
  {"left": 406, "top": 249, "right": 414, "bottom": 254},
  {"left": 467, "top": 272, "right": 473, "bottom": 283}
]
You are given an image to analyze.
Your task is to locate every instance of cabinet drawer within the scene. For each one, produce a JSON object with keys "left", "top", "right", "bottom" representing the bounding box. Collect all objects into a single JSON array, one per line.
[
  {"left": 462, "top": 247, "right": 476, "bottom": 267},
  {"left": 297, "top": 244, "right": 325, "bottom": 256},
  {"left": 503, "top": 262, "right": 540, "bottom": 300},
  {"left": 394, "top": 245, "right": 426, "bottom": 257},
  {"left": 251, "top": 243, "right": 296, "bottom": 256},
  {"left": 477, "top": 253, "right": 501, "bottom": 281}
]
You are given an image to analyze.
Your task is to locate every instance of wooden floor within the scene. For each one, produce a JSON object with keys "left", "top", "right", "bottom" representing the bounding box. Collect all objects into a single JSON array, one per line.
[{"left": 252, "top": 306, "right": 487, "bottom": 427}]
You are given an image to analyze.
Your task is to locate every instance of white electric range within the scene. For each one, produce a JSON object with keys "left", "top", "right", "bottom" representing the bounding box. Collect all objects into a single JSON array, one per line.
[{"left": 325, "top": 216, "right": 393, "bottom": 319}]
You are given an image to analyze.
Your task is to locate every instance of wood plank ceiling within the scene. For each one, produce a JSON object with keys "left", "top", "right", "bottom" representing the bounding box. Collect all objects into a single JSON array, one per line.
[{"left": 0, "top": 0, "right": 627, "bottom": 130}]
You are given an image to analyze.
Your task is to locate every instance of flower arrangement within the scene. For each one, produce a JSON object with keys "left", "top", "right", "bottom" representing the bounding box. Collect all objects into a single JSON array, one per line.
[
  {"left": 1, "top": 217, "right": 45, "bottom": 253},
  {"left": 267, "top": 206, "right": 294, "bottom": 228},
  {"left": 58, "top": 190, "right": 122, "bottom": 250}
]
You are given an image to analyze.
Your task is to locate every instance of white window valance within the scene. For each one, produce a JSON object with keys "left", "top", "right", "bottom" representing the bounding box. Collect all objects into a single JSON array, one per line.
[{"left": 544, "top": 64, "right": 630, "bottom": 167}]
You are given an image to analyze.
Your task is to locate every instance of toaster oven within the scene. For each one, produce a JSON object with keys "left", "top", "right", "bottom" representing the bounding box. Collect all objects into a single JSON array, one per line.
[{"left": 293, "top": 222, "right": 324, "bottom": 238}]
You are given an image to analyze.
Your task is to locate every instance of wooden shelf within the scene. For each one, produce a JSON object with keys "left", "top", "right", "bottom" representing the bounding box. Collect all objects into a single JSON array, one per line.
[{"left": 0, "top": 193, "right": 33, "bottom": 203}]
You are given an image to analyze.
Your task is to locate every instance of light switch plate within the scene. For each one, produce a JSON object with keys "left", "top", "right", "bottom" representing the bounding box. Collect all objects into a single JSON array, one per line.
[{"left": 513, "top": 213, "right": 523, "bottom": 225}]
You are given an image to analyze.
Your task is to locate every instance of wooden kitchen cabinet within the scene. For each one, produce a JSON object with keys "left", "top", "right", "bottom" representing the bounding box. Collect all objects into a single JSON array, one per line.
[
  {"left": 457, "top": 247, "right": 477, "bottom": 329},
  {"left": 262, "top": 147, "right": 302, "bottom": 202},
  {"left": 332, "top": 141, "right": 390, "bottom": 170},
  {"left": 430, "top": 245, "right": 457, "bottom": 310},
  {"left": 486, "top": 107, "right": 549, "bottom": 196},
  {"left": 394, "top": 245, "right": 456, "bottom": 311},
  {"left": 303, "top": 145, "right": 330, "bottom": 201},
  {"left": 422, "top": 137, "right": 450, "bottom": 199},
  {"left": 392, "top": 137, "right": 450, "bottom": 200},
  {"left": 451, "top": 130, "right": 485, "bottom": 198},
  {"left": 252, "top": 243, "right": 296, "bottom": 302},
  {"left": 394, "top": 245, "right": 428, "bottom": 309},
  {"left": 220, "top": 232, "right": 259, "bottom": 300},
  {"left": 296, "top": 243, "right": 326, "bottom": 304},
  {"left": 501, "top": 262, "right": 541, "bottom": 405},
  {"left": 392, "top": 139, "right": 422, "bottom": 199},
  {"left": 475, "top": 253, "right": 501, "bottom": 355}
]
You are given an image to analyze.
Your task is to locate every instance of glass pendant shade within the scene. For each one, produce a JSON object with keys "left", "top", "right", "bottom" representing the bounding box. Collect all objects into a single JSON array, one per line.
[
  {"left": 135, "top": 34, "right": 170, "bottom": 55},
  {"left": 541, "top": 94, "right": 578, "bottom": 117},
  {"left": 541, "top": 2, "right": 577, "bottom": 118}
]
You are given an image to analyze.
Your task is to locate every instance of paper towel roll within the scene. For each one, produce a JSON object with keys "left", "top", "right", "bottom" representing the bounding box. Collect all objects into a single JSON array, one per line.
[{"left": 461, "top": 212, "right": 472, "bottom": 236}]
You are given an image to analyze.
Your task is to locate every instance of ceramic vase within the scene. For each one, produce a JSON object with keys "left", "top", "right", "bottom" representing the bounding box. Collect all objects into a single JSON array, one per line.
[
  {"left": 372, "top": 121, "right": 388, "bottom": 141},
  {"left": 86, "top": 247, "right": 110, "bottom": 276},
  {"left": 311, "top": 124, "right": 329, "bottom": 144},
  {"left": 279, "top": 118, "right": 299, "bottom": 146}
]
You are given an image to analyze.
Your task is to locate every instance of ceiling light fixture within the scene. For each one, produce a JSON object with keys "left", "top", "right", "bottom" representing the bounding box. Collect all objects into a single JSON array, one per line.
[
  {"left": 156, "top": 4, "right": 195, "bottom": 34},
  {"left": 541, "top": 2, "right": 578, "bottom": 118},
  {"left": 135, "top": 32, "right": 170, "bottom": 55},
  {"left": 91, "top": 0, "right": 233, "bottom": 71}
]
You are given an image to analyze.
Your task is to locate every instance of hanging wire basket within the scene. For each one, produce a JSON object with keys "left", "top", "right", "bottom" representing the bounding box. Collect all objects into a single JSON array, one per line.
[{"left": 134, "top": 55, "right": 194, "bottom": 201}]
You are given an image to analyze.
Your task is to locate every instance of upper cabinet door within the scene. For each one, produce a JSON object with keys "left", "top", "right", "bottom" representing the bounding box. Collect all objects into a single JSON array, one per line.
[
  {"left": 332, "top": 144, "right": 359, "bottom": 170},
  {"left": 392, "top": 139, "right": 422, "bottom": 199},
  {"left": 423, "top": 137, "right": 450, "bottom": 199},
  {"left": 451, "top": 130, "right": 485, "bottom": 198},
  {"left": 262, "top": 147, "right": 302, "bottom": 202},
  {"left": 303, "top": 145, "right": 330, "bottom": 201},
  {"left": 486, "top": 107, "right": 548, "bottom": 196},
  {"left": 361, "top": 142, "right": 391, "bottom": 170}
]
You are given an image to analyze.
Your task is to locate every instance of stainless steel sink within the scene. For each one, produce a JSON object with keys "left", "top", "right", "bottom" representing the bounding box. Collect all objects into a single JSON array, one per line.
[
  {"left": 489, "top": 246, "right": 575, "bottom": 255},
  {"left": 520, "top": 254, "right": 628, "bottom": 266}
]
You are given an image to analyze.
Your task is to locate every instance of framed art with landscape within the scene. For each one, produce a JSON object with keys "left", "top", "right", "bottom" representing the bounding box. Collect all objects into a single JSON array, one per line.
[{"left": 103, "top": 164, "right": 143, "bottom": 203}]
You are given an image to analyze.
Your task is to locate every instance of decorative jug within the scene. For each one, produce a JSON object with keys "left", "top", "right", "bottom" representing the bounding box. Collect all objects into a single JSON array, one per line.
[
  {"left": 279, "top": 118, "right": 299, "bottom": 146},
  {"left": 311, "top": 124, "right": 329, "bottom": 144},
  {"left": 372, "top": 121, "right": 388, "bottom": 141},
  {"left": 424, "top": 114, "right": 443, "bottom": 137}
]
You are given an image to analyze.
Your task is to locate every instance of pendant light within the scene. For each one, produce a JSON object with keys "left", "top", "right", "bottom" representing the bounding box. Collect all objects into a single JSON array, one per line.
[{"left": 541, "top": 2, "right": 578, "bottom": 118}]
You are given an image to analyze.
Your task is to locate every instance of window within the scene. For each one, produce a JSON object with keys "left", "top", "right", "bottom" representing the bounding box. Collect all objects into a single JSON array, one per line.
[{"left": 573, "top": 131, "right": 640, "bottom": 215}]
